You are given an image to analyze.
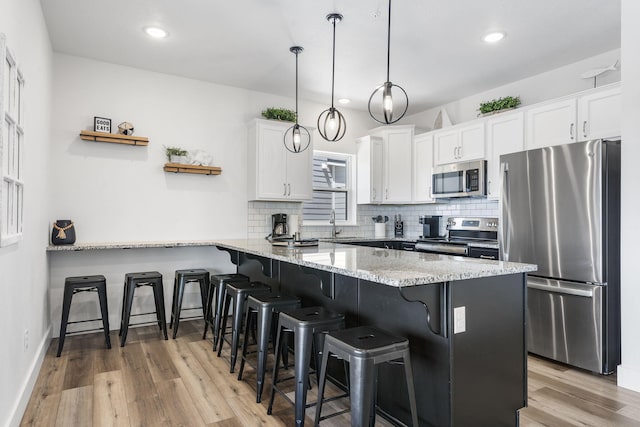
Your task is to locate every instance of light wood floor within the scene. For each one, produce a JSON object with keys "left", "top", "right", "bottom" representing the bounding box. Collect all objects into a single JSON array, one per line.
[{"left": 20, "top": 320, "right": 640, "bottom": 426}]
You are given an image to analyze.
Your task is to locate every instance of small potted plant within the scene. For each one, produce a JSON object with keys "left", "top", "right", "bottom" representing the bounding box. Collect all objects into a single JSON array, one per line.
[
  {"left": 164, "top": 146, "right": 188, "bottom": 164},
  {"left": 478, "top": 96, "right": 521, "bottom": 116},
  {"left": 261, "top": 107, "right": 297, "bottom": 122}
]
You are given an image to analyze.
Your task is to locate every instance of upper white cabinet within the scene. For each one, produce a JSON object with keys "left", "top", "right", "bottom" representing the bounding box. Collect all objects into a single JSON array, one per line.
[
  {"left": 413, "top": 132, "right": 435, "bottom": 203},
  {"left": 577, "top": 86, "right": 621, "bottom": 140},
  {"left": 526, "top": 83, "right": 620, "bottom": 149},
  {"left": 434, "top": 122, "right": 485, "bottom": 165},
  {"left": 247, "top": 119, "right": 313, "bottom": 201},
  {"left": 356, "top": 125, "right": 414, "bottom": 204},
  {"left": 485, "top": 111, "right": 524, "bottom": 200}
]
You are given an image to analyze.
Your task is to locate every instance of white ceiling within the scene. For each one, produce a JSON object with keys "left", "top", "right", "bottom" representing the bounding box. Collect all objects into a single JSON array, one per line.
[{"left": 40, "top": 0, "right": 621, "bottom": 115}]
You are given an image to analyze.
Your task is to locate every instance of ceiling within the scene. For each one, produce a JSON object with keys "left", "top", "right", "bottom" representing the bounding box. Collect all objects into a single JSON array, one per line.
[{"left": 40, "top": 0, "right": 621, "bottom": 115}]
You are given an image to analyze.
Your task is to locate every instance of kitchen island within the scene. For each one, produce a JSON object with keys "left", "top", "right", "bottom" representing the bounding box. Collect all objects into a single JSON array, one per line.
[{"left": 212, "top": 239, "right": 536, "bottom": 427}]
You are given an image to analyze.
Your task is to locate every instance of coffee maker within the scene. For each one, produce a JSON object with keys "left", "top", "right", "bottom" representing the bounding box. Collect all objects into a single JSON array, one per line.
[
  {"left": 271, "top": 213, "right": 290, "bottom": 239},
  {"left": 419, "top": 215, "right": 442, "bottom": 238}
]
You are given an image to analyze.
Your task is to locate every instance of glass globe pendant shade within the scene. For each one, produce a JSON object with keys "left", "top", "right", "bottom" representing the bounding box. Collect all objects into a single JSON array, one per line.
[
  {"left": 284, "top": 123, "right": 311, "bottom": 153},
  {"left": 368, "top": 80, "right": 408, "bottom": 125},
  {"left": 318, "top": 107, "right": 346, "bottom": 142}
]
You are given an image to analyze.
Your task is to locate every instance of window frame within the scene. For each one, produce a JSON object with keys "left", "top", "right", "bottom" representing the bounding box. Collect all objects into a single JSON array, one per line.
[
  {"left": 303, "top": 150, "right": 357, "bottom": 227},
  {"left": 0, "top": 34, "right": 25, "bottom": 247}
]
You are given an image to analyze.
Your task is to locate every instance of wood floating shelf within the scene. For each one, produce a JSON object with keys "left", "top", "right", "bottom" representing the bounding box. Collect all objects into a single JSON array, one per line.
[
  {"left": 163, "top": 163, "right": 222, "bottom": 175},
  {"left": 79, "top": 130, "right": 149, "bottom": 146}
]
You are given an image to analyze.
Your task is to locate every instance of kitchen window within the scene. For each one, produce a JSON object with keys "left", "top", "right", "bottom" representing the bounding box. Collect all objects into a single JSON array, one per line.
[
  {"left": 302, "top": 151, "right": 356, "bottom": 225},
  {"left": 0, "top": 34, "right": 25, "bottom": 247}
]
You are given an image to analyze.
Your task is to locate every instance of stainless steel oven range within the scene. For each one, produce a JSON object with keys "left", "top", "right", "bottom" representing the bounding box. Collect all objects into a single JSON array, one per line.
[{"left": 415, "top": 216, "right": 499, "bottom": 259}]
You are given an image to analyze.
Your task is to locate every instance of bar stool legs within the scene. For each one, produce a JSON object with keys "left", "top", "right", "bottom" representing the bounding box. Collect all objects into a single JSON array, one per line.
[
  {"left": 119, "top": 271, "right": 168, "bottom": 347},
  {"left": 170, "top": 269, "right": 210, "bottom": 339}
]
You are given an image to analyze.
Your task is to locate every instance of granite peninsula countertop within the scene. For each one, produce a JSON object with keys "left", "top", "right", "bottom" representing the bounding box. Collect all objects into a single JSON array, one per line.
[
  {"left": 46, "top": 238, "right": 532, "bottom": 287},
  {"left": 214, "top": 239, "right": 535, "bottom": 288}
]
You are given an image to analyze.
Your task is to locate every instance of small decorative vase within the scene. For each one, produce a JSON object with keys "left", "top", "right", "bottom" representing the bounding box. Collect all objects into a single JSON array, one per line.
[{"left": 170, "top": 155, "right": 187, "bottom": 164}]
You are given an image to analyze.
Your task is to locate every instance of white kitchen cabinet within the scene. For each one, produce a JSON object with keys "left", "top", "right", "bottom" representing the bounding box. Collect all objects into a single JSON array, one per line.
[
  {"left": 526, "top": 83, "right": 620, "bottom": 149},
  {"left": 434, "top": 122, "right": 485, "bottom": 165},
  {"left": 356, "top": 125, "right": 414, "bottom": 204},
  {"left": 577, "top": 85, "right": 621, "bottom": 140},
  {"left": 356, "top": 135, "right": 383, "bottom": 204},
  {"left": 247, "top": 119, "right": 313, "bottom": 201},
  {"left": 413, "top": 132, "right": 435, "bottom": 203},
  {"left": 485, "top": 111, "right": 524, "bottom": 200}
]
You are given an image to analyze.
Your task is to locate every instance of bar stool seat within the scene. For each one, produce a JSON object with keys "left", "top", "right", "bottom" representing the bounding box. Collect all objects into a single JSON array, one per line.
[
  {"left": 170, "top": 269, "right": 210, "bottom": 338},
  {"left": 119, "top": 271, "right": 168, "bottom": 347},
  {"left": 56, "top": 275, "right": 111, "bottom": 357},
  {"left": 314, "top": 325, "right": 419, "bottom": 427},
  {"left": 237, "top": 292, "right": 301, "bottom": 402},
  {"left": 217, "top": 281, "right": 271, "bottom": 372},
  {"left": 267, "top": 306, "right": 345, "bottom": 427},
  {"left": 202, "top": 273, "right": 250, "bottom": 348}
]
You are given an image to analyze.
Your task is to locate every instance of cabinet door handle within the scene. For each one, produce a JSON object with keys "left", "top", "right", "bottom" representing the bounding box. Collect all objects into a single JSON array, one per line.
[
  {"left": 570, "top": 123, "right": 575, "bottom": 140},
  {"left": 283, "top": 183, "right": 287, "bottom": 196},
  {"left": 583, "top": 120, "right": 588, "bottom": 138},
  {"left": 386, "top": 188, "right": 389, "bottom": 199},
  {"left": 373, "top": 188, "right": 377, "bottom": 199},
  {"left": 454, "top": 146, "right": 459, "bottom": 159},
  {"left": 458, "top": 145, "right": 463, "bottom": 159},
  {"left": 287, "top": 183, "right": 291, "bottom": 196},
  {"left": 488, "top": 180, "right": 491, "bottom": 195}
]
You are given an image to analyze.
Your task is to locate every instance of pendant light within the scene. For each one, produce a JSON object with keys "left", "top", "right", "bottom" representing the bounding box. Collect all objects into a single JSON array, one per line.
[
  {"left": 284, "top": 46, "right": 311, "bottom": 153},
  {"left": 317, "top": 13, "right": 346, "bottom": 142},
  {"left": 368, "top": 0, "right": 409, "bottom": 125}
]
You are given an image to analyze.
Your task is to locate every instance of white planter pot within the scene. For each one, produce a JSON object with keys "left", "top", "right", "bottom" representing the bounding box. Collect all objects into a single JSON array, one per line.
[{"left": 170, "top": 155, "right": 187, "bottom": 164}]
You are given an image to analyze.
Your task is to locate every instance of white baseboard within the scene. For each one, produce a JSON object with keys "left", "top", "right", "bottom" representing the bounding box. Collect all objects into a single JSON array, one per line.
[
  {"left": 6, "top": 325, "right": 51, "bottom": 427},
  {"left": 618, "top": 363, "right": 640, "bottom": 393}
]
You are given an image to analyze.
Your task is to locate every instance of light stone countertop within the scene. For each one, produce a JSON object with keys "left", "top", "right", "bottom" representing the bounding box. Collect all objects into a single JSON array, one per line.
[
  {"left": 214, "top": 239, "right": 535, "bottom": 288},
  {"left": 46, "top": 239, "right": 534, "bottom": 287}
]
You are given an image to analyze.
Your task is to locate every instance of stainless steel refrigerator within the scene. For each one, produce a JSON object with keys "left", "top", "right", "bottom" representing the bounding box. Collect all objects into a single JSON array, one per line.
[{"left": 499, "top": 139, "right": 620, "bottom": 374}]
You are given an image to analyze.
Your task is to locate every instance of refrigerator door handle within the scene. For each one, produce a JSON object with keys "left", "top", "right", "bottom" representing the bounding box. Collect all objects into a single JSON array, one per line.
[
  {"left": 528, "top": 282, "right": 594, "bottom": 298},
  {"left": 499, "top": 161, "right": 510, "bottom": 261}
]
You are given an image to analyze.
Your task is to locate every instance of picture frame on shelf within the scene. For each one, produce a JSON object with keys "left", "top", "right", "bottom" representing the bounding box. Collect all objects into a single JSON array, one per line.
[{"left": 94, "top": 116, "right": 111, "bottom": 133}]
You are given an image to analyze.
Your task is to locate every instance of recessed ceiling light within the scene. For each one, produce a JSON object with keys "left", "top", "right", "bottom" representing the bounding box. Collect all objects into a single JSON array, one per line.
[
  {"left": 337, "top": 98, "right": 350, "bottom": 105},
  {"left": 483, "top": 32, "right": 505, "bottom": 43},
  {"left": 144, "top": 26, "right": 168, "bottom": 39}
]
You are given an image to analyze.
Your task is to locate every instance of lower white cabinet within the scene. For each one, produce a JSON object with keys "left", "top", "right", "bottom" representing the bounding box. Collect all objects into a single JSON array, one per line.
[
  {"left": 413, "top": 132, "right": 435, "bottom": 203},
  {"left": 247, "top": 119, "right": 313, "bottom": 201},
  {"left": 486, "top": 112, "right": 524, "bottom": 200}
]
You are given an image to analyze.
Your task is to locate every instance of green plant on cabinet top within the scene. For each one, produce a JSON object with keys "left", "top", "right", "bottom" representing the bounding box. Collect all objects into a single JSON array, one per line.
[
  {"left": 478, "top": 96, "right": 521, "bottom": 116},
  {"left": 261, "top": 107, "right": 297, "bottom": 122}
]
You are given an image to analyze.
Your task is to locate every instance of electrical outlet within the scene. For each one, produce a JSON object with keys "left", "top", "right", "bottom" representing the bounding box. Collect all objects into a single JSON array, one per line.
[
  {"left": 454, "top": 306, "right": 466, "bottom": 334},
  {"left": 23, "top": 329, "right": 29, "bottom": 351}
]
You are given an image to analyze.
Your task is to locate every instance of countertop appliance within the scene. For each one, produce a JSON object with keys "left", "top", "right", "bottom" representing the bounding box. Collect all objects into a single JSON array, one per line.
[
  {"left": 500, "top": 139, "right": 620, "bottom": 374},
  {"left": 270, "top": 213, "right": 290, "bottom": 239},
  {"left": 419, "top": 215, "right": 441, "bottom": 238},
  {"left": 415, "top": 216, "right": 499, "bottom": 258},
  {"left": 432, "top": 160, "right": 487, "bottom": 198}
]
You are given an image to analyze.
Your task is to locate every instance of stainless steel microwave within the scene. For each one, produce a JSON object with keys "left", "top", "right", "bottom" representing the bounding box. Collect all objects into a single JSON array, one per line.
[{"left": 432, "top": 160, "right": 487, "bottom": 198}]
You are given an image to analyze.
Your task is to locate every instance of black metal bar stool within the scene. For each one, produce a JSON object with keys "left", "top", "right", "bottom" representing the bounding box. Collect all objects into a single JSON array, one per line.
[
  {"left": 237, "top": 292, "right": 301, "bottom": 402},
  {"left": 202, "top": 273, "right": 250, "bottom": 348},
  {"left": 119, "top": 271, "right": 168, "bottom": 347},
  {"left": 314, "top": 325, "right": 419, "bottom": 427},
  {"left": 56, "top": 275, "right": 111, "bottom": 357},
  {"left": 217, "top": 281, "right": 271, "bottom": 372},
  {"left": 170, "top": 269, "right": 210, "bottom": 338},
  {"left": 267, "top": 306, "right": 345, "bottom": 427}
]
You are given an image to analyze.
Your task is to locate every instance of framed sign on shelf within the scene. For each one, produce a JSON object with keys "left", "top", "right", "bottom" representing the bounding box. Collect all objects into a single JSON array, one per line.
[{"left": 94, "top": 116, "right": 111, "bottom": 133}]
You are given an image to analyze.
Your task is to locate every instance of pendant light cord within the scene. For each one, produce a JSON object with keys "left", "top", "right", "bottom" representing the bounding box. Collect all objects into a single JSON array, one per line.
[
  {"left": 295, "top": 50, "right": 300, "bottom": 124},
  {"left": 386, "top": 0, "right": 392, "bottom": 82},
  {"left": 331, "top": 16, "right": 337, "bottom": 109}
]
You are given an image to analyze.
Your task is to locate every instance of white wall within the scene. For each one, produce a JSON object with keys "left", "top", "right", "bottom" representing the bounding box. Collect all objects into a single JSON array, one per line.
[
  {"left": 405, "top": 49, "right": 621, "bottom": 129},
  {"left": 0, "top": 0, "right": 52, "bottom": 426},
  {"left": 617, "top": 0, "right": 640, "bottom": 392},
  {"left": 51, "top": 53, "right": 372, "bottom": 242}
]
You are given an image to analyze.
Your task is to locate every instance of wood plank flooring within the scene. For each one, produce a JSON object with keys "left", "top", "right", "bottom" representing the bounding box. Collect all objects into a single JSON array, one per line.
[{"left": 20, "top": 320, "right": 640, "bottom": 426}]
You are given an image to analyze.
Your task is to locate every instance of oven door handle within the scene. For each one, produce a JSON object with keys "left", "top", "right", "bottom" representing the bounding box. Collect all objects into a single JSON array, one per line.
[{"left": 415, "top": 243, "right": 468, "bottom": 256}]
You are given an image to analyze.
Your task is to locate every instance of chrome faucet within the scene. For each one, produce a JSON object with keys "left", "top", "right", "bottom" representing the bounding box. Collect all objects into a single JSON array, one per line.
[{"left": 330, "top": 209, "right": 342, "bottom": 238}]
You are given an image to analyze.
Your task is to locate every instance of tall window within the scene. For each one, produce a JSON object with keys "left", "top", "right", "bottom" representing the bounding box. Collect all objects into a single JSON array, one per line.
[
  {"left": 0, "top": 34, "right": 25, "bottom": 247},
  {"left": 303, "top": 151, "right": 355, "bottom": 224}
]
